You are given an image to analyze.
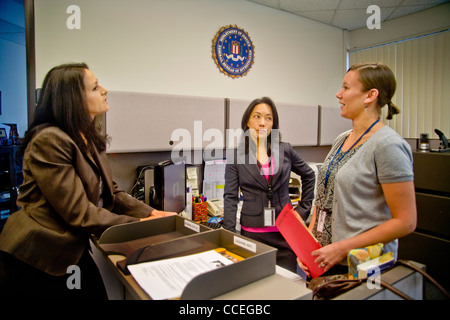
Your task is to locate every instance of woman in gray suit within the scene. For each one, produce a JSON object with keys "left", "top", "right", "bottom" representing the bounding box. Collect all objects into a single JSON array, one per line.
[
  {"left": 0, "top": 63, "right": 175, "bottom": 299},
  {"left": 223, "top": 97, "right": 316, "bottom": 272}
]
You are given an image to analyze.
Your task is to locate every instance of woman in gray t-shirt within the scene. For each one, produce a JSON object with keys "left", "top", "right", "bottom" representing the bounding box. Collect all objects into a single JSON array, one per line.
[{"left": 304, "top": 63, "right": 417, "bottom": 276}]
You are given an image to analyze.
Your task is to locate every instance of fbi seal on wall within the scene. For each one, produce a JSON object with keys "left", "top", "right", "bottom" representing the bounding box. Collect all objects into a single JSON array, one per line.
[{"left": 212, "top": 25, "right": 255, "bottom": 79}]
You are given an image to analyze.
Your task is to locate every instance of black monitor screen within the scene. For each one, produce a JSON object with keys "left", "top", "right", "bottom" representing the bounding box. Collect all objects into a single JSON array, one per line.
[{"left": 162, "top": 160, "right": 186, "bottom": 213}]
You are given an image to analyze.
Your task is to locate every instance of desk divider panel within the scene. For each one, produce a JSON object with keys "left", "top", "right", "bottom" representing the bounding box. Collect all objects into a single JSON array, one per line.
[
  {"left": 101, "top": 92, "right": 348, "bottom": 153},
  {"left": 105, "top": 91, "right": 226, "bottom": 153},
  {"left": 319, "top": 105, "right": 352, "bottom": 146},
  {"left": 227, "top": 98, "right": 319, "bottom": 148}
]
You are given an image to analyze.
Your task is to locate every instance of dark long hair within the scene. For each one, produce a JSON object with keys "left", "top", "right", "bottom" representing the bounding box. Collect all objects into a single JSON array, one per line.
[
  {"left": 240, "top": 97, "right": 280, "bottom": 157},
  {"left": 20, "top": 63, "right": 107, "bottom": 155}
]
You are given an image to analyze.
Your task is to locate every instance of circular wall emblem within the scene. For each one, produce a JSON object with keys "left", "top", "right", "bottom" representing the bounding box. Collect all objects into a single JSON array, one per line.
[{"left": 212, "top": 25, "right": 255, "bottom": 79}]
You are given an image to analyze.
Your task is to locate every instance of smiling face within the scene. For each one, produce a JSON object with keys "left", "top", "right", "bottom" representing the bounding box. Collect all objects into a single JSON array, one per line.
[
  {"left": 336, "top": 70, "right": 369, "bottom": 120},
  {"left": 84, "top": 69, "right": 109, "bottom": 119},
  {"left": 246, "top": 103, "right": 273, "bottom": 141}
]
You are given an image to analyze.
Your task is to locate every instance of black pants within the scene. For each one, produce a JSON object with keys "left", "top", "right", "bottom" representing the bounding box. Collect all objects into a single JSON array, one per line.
[
  {"left": 0, "top": 249, "right": 108, "bottom": 300},
  {"left": 240, "top": 229, "right": 298, "bottom": 273}
]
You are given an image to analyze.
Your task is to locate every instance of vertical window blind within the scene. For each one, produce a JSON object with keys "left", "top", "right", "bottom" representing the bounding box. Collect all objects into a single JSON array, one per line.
[{"left": 348, "top": 29, "right": 449, "bottom": 140}]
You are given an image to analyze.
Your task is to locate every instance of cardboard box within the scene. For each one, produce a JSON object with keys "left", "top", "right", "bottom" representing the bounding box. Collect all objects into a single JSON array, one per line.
[
  {"left": 172, "top": 228, "right": 277, "bottom": 299},
  {"left": 95, "top": 216, "right": 277, "bottom": 300},
  {"left": 98, "top": 215, "right": 212, "bottom": 257}
]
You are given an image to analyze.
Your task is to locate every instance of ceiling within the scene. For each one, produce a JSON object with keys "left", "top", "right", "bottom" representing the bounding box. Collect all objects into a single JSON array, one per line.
[
  {"left": 245, "top": 0, "right": 449, "bottom": 30},
  {"left": 1, "top": 0, "right": 449, "bottom": 47}
]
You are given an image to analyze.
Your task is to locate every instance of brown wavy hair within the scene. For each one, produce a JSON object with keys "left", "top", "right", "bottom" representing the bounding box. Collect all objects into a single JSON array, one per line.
[{"left": 348, "top": 62, "right": 400, "bottom": 120}]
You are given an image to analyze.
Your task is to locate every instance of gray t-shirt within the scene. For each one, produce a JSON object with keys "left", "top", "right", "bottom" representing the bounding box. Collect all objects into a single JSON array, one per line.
[
  {"left": 312, "top": 140, "right": 362, "bottom": 247},
  {"left": 331, "top": 125, "right": 414, "bottom": 259}
]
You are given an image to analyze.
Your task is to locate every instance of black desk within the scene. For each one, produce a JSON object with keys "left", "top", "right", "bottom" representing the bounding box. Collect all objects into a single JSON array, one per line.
[
  {"left": 0, "top": 145, "right": 22, "bottom": 231},
  {"left": 398, "top": 151, "right": 450, "bottom": 295}
]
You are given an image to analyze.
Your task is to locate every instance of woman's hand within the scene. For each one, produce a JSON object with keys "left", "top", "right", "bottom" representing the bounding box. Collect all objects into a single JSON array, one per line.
[
  {"left": 140, "top": 210, "right": 177, "bottom": 221},
  {"left": 296, "top": 258, "right": 311, "bottom": 278},
  {"left": 310, "top": 181, "right": 417, "bottom": 272},
  {"left": 311, "top": 241, "right": 348, "bottom": 273}
]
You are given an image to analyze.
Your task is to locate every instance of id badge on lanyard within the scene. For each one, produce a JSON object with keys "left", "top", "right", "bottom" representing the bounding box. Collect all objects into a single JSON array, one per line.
[
  {"left": 317, "top": 209, "right": 327, "bottom": 233},
  {"left": 264, "top": 196, "right": 275, "bottom": 227},
  {"left": 258, "top": 159, "right": 275, "bottom": 226}
]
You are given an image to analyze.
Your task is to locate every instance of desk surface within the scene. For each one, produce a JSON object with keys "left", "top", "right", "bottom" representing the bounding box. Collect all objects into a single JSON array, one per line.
[
  {"left": 214, "top": 266, "right": 311, "bottom": 300},
  {"left": 334, "top": 261, "right": 424, "bottom": 300}
]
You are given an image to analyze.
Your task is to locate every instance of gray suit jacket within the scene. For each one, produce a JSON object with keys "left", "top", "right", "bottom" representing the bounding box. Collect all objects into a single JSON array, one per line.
[
  {"left": 223, "top": 142, "right": 315, "bottom": 231},
  {"left": 0, "top": 126, "right": 152, "bottom": 276}
]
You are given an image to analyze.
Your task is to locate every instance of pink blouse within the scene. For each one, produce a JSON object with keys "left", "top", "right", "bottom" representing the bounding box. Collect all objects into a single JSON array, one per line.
[{"left": 241, "top": 157, "right": 279, "bottom": 233}]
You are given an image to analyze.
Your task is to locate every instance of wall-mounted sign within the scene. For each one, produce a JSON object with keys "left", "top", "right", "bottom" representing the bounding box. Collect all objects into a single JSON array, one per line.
[{"left": 212, "top": 25, "right": 255, "bottom": 79}]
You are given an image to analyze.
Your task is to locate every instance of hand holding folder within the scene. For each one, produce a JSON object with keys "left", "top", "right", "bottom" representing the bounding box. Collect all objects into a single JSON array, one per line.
[{"left": 276, "top": 203, "right": 325, "bottom": 278}]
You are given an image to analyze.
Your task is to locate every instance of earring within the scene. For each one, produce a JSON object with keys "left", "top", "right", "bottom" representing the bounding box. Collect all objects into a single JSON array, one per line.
[{"left": 365, "top": 105, "right": 368, "bottom": 111}]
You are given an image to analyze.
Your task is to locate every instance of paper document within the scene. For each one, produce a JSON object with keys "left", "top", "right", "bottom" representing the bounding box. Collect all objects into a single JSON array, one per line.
[
  {"left": 128, "top": 249, "right": 236, "bottom": 300},
  {"left": 203, "top": 159, "right": 226, "bottom": 182},
  {"left": 203, "top": 160, "right": 226, "bottom": 200}
]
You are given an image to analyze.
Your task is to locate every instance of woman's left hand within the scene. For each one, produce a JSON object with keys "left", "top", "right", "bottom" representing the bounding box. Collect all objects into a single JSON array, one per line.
[
  {"left": 140, "top": 210, "right": 177, "bottom": 221},
  {"left": 151, "top": 209, "right": 177, "bottom": 217},
  {"left": 311, "top": 242, "right": 348, "bottom": 273}
]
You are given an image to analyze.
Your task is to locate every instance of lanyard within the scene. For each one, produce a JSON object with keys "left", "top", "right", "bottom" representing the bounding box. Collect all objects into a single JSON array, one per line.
[
  {"left": 257, "top": 157, "right": 274, "bottom": 205},
  {"left": 323, "top": 118, "right": 380, "bottom": 191}
]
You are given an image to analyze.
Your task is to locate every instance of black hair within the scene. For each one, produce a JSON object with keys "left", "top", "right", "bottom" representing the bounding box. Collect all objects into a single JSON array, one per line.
[
  {"left": 20, "top": 63, "right": 107, "bottom": 155},
  {"left": 239, "top": 96, "right": 281, "bottom": 157}
]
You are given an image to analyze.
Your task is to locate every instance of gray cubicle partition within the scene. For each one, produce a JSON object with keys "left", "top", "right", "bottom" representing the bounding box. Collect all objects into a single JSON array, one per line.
[
  {"left": 99, "top": 91, "right": 352, "bottom": 154},
  {"left": 318, "top": 105, "right": 352, "bottom": 145},
  {"left": 104, "top": 91, "right": 227, "bottom": 153},
  {"left": 226, "top": 98, "right": 319, "bottom": 148}
]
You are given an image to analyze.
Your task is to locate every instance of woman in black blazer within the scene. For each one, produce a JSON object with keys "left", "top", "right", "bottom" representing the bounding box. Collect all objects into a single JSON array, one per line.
[{"left": 223, "top": 97, "right": 316, "bottom": 272}]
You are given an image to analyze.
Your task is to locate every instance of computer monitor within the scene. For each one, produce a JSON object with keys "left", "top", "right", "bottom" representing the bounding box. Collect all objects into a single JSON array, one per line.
[{"left": 152, "top": 159, "right": 186, "bottom": 213}]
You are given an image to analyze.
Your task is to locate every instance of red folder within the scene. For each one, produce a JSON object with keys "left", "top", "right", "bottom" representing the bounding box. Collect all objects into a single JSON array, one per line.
[{"left": 276, "top": 203, "right": 325, "bottom": 278}]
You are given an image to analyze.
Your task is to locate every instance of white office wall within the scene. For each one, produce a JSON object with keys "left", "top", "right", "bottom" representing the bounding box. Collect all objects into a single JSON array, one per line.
[{"left": 34, "top": 0, "right": 344, "bottom": 108}]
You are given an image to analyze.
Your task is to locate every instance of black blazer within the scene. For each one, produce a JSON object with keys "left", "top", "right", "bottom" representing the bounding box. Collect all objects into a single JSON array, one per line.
[{"left": 223, "top": 142, "right": 315, "bottom": 232}]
